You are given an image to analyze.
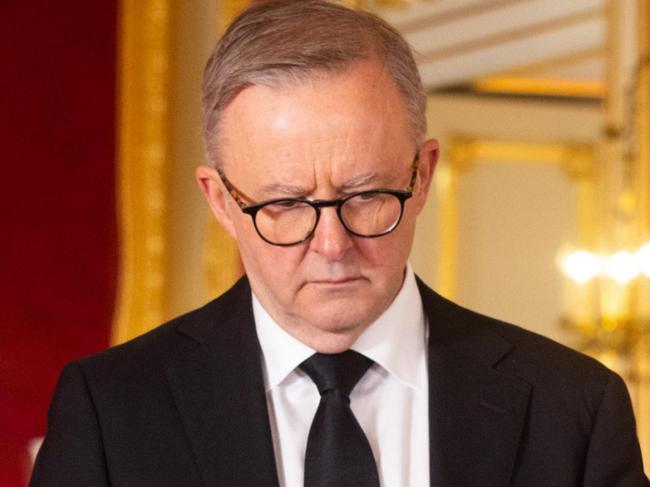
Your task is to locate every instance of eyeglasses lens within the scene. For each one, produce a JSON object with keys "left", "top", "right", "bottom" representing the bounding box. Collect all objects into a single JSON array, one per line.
[{"left": 254, "top": 192, "right": 403, "bottom": 245}]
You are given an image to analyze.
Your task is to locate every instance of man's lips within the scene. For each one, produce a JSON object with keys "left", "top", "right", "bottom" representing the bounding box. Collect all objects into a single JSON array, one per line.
[{"left": 309, "top": 276, "right": 363, "bottom": 285}]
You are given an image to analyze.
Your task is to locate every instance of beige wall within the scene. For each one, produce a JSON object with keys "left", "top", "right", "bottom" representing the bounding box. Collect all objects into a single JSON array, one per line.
[{"left": 412, "top": 93, "right": 602, "bottom": 343}]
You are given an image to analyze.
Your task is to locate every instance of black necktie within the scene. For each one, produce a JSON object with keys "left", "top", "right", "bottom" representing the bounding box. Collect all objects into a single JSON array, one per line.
[{"left": 299, "top": 350, "right": 380, "bottom": 487}]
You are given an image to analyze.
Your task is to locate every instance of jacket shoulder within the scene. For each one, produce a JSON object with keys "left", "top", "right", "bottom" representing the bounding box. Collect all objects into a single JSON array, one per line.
[
  {"left": 417, "top": 277, "right": 612, "bottom": 386},
  {"left": 77, "top": 277, "right": 252, "bottom": 379}
]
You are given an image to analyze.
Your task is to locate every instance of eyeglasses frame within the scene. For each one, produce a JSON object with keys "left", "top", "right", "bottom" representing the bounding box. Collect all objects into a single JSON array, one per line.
[{"left": 216, "top": 153, "right": 420, "bottom": 246}]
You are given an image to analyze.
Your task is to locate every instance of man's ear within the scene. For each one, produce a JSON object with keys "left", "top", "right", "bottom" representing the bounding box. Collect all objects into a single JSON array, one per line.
[
  {"left": 195, "top": 165, "right": 238, "bottom": 239},
  {"left": 413, "top": 138, "right": 439, "bottom": 213}
]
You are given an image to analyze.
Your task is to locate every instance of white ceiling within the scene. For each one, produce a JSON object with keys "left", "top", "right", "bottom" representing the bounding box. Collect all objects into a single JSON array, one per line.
[{"left": 372, "top": 0, "right": 606, "bottom": 94}]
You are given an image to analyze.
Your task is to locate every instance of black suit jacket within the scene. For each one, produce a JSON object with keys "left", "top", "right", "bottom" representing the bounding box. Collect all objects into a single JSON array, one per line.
[{"left": 31, "top": 277, "right": 648, "bottom": 486}]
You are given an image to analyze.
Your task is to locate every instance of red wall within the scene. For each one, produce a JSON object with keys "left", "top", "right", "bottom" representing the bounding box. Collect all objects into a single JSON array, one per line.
[{"left": 0, "top": 2, "right": 117, "bottom": 484}]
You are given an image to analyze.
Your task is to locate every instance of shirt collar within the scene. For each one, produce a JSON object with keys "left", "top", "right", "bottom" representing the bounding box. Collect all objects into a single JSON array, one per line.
[
  {"left": 253, "top": 296, "right": 315, "bottom": 391},
  {"left": 253, "top": 264, "right": 426, "bottom": 392},
  {"left": 351, "top": 265, "right": 426, "bottom": 390}
]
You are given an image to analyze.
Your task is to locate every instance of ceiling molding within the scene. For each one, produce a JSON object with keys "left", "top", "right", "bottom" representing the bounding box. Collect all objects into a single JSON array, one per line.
[
  {"left": 417, "top": 9, "right": 602, "bottom": 63},
  {"left": 374, "top": 0, "right": 607, "bottom": 97}
]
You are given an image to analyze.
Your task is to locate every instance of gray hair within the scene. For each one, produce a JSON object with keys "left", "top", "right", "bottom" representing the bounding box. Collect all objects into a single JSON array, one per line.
[{"left": 201, "top": 0, "right": 426, "bottom": 165}]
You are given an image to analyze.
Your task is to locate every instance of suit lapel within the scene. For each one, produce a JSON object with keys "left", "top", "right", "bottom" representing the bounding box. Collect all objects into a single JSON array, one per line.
[
  {"left": 165, "top": 278, "right": 279, "bottom": 487},
  {"left": 418, "top": 280, "right": 532, "bottom": 487},
  {"left": 162, "top": 276, "right": 531, "bottom": 486}
]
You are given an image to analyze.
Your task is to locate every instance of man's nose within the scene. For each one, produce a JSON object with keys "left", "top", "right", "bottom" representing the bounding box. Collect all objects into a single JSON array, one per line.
[{"left": 309, "top": 207, "right": 353, "bottom": 260}]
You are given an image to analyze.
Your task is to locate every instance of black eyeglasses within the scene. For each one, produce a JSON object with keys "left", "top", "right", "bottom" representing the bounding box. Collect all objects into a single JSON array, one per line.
[{"left": 217, "top": 154, "right": 420, "bottom": 246}]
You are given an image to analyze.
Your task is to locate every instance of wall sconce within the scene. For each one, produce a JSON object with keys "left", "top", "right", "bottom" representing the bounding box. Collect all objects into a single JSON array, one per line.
[{"left": 559, "top": 242, "right": 650, "bottom": 356}]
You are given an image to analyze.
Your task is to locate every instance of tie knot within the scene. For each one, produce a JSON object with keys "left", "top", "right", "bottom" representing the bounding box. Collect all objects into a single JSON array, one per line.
[{"left": 299, "top": 350, "right": 373, "bottom": 397}]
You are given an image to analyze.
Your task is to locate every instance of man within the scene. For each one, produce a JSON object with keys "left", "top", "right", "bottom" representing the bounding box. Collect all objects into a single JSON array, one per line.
[{"left": 31, "top": 1, "right": 648, "bottom": 486}]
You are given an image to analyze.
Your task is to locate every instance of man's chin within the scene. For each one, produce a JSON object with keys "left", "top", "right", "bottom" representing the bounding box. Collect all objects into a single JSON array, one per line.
[
  {"left": 295, "top": 299, "right": 380, "bottom": 340},
  {"left": 293, "top": 316, "right": 370, "bottom": 353}
]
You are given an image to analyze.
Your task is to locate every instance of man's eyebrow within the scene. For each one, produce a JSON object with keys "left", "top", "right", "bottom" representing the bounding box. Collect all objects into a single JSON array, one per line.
[
  {"left": 257, "top": 173, "right": 381, "bottom": 198},
  {"left": 340, "top": 173, "right": 379, "bottom": 190},
  {"left": 258, "top": 183, "right": 312, "bottom": 197}
]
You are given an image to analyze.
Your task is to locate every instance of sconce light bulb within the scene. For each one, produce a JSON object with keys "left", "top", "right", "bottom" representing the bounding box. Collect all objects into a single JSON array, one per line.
[
  {"left": 561, "top": 250, "right": 601, "bottom": 284},
  {"left": 602, "top": 251, "right": 638, "bottom": 284}
]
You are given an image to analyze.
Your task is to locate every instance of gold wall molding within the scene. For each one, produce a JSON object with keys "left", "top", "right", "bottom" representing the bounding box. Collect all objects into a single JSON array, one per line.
[
  {"left": 438, "top": 136, "right": 597, "bottom": 299},
  {"left": 345, "top": 0, "right": 411, "bottom": 9},
  {"left": 198, "top": 0, "right": 250, "bottom": 300},
  {"left": 472, "top": 49, "right": 606, "bottom": 100},
  {"left": 202, "top": 219, "right": 244, "bottom": 300},
  {"left": 636, "top": 0, "right": 650, "bottom": 239},
  {"left": 473, "top": 77, "right": 605, "bottom": 99},
  {"left": 634, "top": 0, "right": 650, "bottom": 470},
  {"left": 217, "top": 0, "right": 252, "bottom": 33},
  {"left": 112, "top": 0, "right": 172, "bottom": 344},
  {"left": 487, "top": 47, "right": 605, "bottom": 78}
]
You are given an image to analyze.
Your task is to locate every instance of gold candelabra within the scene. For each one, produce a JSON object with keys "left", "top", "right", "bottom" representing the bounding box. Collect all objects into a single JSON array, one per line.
[{"left": 560, "top": 243, "right": 650, "bottom": 356}]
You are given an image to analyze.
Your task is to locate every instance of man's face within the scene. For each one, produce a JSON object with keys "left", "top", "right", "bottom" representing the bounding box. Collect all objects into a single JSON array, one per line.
[{"left": 198, "top": 60, "right": 438, "bottom": 353}]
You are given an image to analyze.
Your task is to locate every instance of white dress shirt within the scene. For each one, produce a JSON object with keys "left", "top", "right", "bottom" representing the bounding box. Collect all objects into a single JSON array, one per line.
[{"left": 253, "top": 265, "right": 429, "bottom": 487}]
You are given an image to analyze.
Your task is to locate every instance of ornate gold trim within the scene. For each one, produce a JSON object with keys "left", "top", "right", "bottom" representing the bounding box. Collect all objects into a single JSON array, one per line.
[
  {"left": 434, "top": 163, "right": 459, "bottom": 298},
  {"left": 491, "top": 47, "right": 604, "bottom": 78},
  {"left": 202, "top": 219, "right": 244, "bottom": 300},
  {"left": 112, "top": 0, "right": 172, "bottom": 344},
  {"left": 345, "top": 0, "right": 411, "bottom": 9},
  {"left": 634, "top": 0, "right": 650, "bottom": 470},
  {"left": 473, "top": 77, "right": 605, "bottom": 99},
  {"left": 637, "top": 0, "right": 650, "bottom": 239},
  {"left": 439, "top": 137, "right": 597, "bottom": 299},
  {"left": 217, "top": 0, "right": 251, "bottom": 33},
  {"left": 198, "top": 0, "right": 249, "bottom": 300}
]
